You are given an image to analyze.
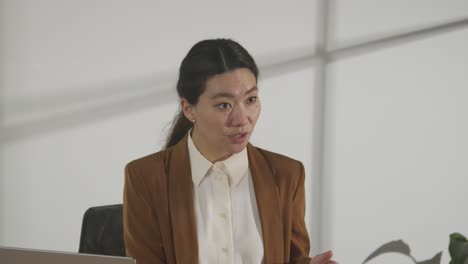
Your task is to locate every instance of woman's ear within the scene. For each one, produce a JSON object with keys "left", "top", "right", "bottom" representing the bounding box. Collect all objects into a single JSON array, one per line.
[{"left": 181, "top": 98, "right": 195, "bottom": 122}]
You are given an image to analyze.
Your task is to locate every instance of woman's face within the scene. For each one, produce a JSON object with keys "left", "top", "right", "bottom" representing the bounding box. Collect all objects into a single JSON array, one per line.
[{"left": 182, "top": 68, "right": 261, "bottom": 162}]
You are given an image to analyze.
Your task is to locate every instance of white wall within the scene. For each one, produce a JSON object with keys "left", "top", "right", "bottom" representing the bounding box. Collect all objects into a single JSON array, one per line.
[
  {"left": 327, "top": 29, "right": 468, "bottom": 263},
  {"left": 327, "top": 1, "right": 468, "bottom": 263},
  {"left": 1, "top": 1, "right": 468, "bottom": 263}
]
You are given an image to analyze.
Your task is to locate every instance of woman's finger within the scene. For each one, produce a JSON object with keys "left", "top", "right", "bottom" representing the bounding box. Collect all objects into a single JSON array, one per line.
[{"left": 310, "top": 250, "right": 334, "bottom": 263}]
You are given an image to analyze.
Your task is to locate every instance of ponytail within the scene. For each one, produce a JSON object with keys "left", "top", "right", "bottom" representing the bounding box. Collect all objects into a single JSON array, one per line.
[{"left": 164, "top": 111, "right": 193, "bottom": 149}]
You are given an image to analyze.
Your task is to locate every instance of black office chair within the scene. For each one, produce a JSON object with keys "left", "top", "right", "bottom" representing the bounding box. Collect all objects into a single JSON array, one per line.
[{"left": 78, "top": 204, "right": 126, "bottom": 257}]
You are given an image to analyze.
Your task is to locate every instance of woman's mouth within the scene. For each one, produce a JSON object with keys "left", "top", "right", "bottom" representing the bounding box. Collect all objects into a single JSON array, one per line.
[{"left": 228, "top": 132, "right": 248, "bottom": 144}]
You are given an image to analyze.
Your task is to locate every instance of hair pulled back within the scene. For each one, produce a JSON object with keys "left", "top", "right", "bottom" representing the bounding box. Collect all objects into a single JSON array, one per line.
[{"left": 164, "top": 39, "right": 258, "bottom": 149}]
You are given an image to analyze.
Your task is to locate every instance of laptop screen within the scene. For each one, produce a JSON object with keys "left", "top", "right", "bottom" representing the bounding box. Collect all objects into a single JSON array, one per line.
[{"left": 0, "top": 246, "right": 136, "bottom": 264}]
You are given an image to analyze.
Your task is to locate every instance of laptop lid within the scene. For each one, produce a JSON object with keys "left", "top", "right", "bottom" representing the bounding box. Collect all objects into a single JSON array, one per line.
[{"left": 0, "top": 246, "right": 136, "bottom": 264}]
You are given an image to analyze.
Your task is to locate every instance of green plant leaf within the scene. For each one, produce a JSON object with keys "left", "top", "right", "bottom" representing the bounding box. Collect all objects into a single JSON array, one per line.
[
  {"left": 451, "top": 233, "right": 468, "bottom": 242},
  {"left": 416, "top": 252, "right": 442, "bottom": 264},
  {"left": 362, "top": 240, "right": 413, "bottom": 264},
  {"left": 449, "top": 233, "right": 468, "bottom": 264}
]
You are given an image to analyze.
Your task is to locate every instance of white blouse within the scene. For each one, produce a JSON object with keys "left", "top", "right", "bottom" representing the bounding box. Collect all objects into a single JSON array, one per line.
[{"left": 187, "top": 133, "right": 264, "bottom": 264}]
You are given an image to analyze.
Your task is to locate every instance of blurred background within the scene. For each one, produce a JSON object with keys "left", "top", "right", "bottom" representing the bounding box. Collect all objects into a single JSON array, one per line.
[{"left": 1, "top": 0, "right": 467, "bottom": 263}]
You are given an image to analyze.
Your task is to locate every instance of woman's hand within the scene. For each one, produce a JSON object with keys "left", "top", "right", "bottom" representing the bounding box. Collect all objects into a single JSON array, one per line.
[{"left": 310, "top": 250, "right": 338, "bottom": 264}]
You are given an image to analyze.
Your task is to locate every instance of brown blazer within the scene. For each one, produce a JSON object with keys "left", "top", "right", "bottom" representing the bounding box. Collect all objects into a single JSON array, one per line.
[{"left": 123, "top": 133, "right": 312, "bottom": 264}]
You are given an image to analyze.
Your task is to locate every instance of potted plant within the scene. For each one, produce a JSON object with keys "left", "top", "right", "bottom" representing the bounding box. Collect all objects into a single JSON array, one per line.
[{"left": 362, "top": 233, "right": 468, "bottom": 264}]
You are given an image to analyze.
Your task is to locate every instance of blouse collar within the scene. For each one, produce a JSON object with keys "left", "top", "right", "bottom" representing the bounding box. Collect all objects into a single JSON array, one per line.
[{"left": 187, "top": 130, "right": 248, "bottom": 187}]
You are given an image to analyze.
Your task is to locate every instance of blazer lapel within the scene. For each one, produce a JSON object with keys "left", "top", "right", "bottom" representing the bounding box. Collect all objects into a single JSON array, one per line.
[
  {"left": 247, "top": 144, "right": 285, "bottom": 262},
  {"left": 168, "top": 134, "right": 199, "bottom": 264}
]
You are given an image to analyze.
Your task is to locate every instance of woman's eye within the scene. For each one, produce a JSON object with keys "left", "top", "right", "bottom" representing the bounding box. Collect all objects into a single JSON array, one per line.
[
  {"left": 217, "top": 103, "right": 232, "bottom": 110},
  {"left": 247, "top": 96, "right": 258, "bottom": 104}
]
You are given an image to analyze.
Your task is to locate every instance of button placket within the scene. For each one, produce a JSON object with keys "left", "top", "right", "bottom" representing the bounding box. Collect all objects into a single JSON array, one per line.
[
  {"left": 219, "top": 211, "right": 228, "bottom": 219},
  {"left": 221, "top": 171, "right": 235, "bottom": 262}
]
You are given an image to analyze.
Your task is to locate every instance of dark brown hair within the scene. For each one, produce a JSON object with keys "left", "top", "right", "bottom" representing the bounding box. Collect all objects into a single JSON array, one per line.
[{"left": 164, "top": 39, "right": 259, "bottom": 149}]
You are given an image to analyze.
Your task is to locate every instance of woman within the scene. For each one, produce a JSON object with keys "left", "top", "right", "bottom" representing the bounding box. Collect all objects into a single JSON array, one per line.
[{"left": 123, "top": 39, "right": 337, "bottom": 264}]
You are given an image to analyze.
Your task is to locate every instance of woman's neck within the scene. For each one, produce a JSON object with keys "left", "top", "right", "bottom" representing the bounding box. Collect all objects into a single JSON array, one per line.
[{"left": 190, "top": 130, "right": 232, "bottom": 163}]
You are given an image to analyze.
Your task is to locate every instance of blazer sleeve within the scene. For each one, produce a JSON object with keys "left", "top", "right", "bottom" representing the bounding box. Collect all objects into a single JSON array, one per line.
[
  {"left": 123, "top": 161, "right": 166, "bottom": 264},
  {"left": 290, "top": 162, "right": 312, "bottom": 264}
]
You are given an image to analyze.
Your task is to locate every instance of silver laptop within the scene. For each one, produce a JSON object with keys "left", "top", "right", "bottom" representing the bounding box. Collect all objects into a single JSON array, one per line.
[{"left": 0, "top": 246, "right": 136, "bottom": 264}]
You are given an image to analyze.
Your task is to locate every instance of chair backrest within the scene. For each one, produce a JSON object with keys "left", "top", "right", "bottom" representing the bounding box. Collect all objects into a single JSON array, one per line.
[{"left": 79, "top": 204, "right": 126, "bottom": 257}]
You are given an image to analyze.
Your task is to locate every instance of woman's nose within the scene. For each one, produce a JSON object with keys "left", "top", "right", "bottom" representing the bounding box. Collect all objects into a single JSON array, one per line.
[{"left": 229, "top": 105, "right": 248, "bottom": 126}]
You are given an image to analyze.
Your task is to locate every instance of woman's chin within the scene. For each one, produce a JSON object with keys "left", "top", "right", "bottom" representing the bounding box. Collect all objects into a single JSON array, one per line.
[{"left": 227, "top": 142, "right": 248, "bottom": 154}]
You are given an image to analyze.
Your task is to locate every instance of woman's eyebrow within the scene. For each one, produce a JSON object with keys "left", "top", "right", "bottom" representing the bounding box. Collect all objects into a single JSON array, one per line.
[
  {"left": 210, "top": 86, "right": 258, "bottom": 100},
  {"left": 245, "top": 86, "right": 258, "bottom": 95}
]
